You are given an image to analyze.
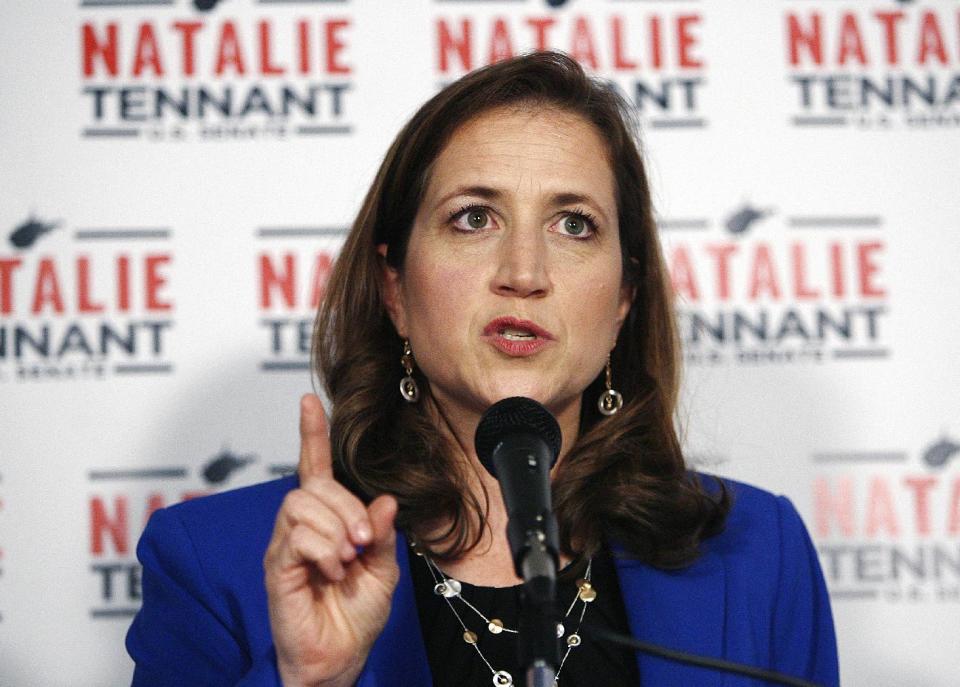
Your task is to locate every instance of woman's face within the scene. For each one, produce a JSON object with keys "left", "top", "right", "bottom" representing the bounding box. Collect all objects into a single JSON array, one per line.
[{"left": 383, "top": 106, "right": 631, "bottom": 436}]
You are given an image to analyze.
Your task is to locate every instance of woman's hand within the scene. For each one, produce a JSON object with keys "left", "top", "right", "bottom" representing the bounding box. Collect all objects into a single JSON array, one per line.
[{"left": 264, "top": 394, "right": 399, "bottom": 687}]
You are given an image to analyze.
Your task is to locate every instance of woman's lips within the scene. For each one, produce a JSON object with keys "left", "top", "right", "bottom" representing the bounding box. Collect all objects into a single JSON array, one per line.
[{"left": 481, "top": 317, "right": 555, "bottom": 357}]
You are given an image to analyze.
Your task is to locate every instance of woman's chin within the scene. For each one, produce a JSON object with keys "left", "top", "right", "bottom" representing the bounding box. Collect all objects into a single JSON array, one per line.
[{"left": 476, "top": 384, "right": 577, "bottom": 417}]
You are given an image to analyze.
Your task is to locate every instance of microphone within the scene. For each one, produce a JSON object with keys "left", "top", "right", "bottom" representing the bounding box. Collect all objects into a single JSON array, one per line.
[
  {"left": 475, "top": 397, "right": 563, "bottom": 687},
  {"left": 474, "top": 396, "right": 562, "bottom": 579}
]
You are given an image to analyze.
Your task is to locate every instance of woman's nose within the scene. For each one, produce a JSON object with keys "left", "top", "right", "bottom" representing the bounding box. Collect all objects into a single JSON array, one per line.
[{"left": 491, "top": 225, "right": 550, "bottom": 298}]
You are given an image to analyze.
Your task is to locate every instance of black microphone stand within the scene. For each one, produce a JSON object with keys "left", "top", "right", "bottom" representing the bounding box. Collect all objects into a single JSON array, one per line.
[
  {"left": 494, "top": 434, "right": 562, "bottom": 686},
  {"left": 518, "top": 531, "right": 561, "bottom": 687}
]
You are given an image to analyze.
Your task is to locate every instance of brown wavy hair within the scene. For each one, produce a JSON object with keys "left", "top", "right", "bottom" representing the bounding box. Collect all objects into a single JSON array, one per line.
[{"left": 315, "top": 51, "right": 728, "bottom": 568}]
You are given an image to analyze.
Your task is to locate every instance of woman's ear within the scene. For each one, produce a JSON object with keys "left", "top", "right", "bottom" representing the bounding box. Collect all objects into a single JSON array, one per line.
[
  {"left": 612, "top": 257, "right": 638, "bottom": 347},
  {"left": 377, "top": 244, "right": 407, "bottom": 337},
  {"left": 616, "top": 282, "right": 634, "bottom": 329}
]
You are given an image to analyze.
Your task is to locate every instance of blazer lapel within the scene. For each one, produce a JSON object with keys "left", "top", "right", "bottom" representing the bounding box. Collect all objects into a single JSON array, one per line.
[
  {"left": 614, "top": 548, "right": 728, "bottom": 685},
  {"left": 357, "top": 533, "right": 433, "bottom": 686}
]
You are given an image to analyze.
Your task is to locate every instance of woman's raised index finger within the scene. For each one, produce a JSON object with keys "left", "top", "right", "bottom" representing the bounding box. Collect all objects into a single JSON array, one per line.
[{"left": 298, "top": 393, "right": 333, "bottom": 480}]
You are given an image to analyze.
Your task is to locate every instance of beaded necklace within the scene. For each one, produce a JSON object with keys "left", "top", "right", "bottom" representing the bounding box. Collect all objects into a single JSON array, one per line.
[{"left": 413, "top": 543, "right": 597, "bottom": 687}]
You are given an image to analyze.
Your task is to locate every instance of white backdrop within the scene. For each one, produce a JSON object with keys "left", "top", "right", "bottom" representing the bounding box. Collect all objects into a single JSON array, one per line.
[{"left": 1, "top": 0, "right": 959, "bottom": 685}]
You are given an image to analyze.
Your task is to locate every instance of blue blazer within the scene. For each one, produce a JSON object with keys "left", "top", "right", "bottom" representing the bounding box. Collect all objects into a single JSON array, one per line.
[{"left": 127, "top": 476, "right": 839, "bottom": 686}]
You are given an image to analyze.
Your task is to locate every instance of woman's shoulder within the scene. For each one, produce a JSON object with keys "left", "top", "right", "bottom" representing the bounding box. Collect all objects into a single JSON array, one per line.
[
  {"left": 690, "top": 473, "right": 822, "bottom": 591},
  {"left": 618, "top": 478, "right": 838, "bottom": 684},
  {"left": 138, "top": 475, "right": 299, "bottom": 575},
  {"left": 689, "top": 474, "right": 838, "bottom": 684},
  {"left": 701, "top": 473, "right": 812, "bottom": 545},
  {"left": 161, "top": 473, "right": 298, "bottom": 526}
]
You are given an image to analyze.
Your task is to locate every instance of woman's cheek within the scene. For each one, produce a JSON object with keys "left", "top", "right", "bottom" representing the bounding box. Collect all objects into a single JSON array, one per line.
[{"left": 405, "top": 260, "right": 477, "bottom": 330}]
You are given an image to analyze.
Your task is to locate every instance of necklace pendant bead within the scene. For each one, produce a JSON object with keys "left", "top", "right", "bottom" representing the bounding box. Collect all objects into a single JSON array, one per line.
[
  {"left": 432, "top": 577, "right": 461, "bottom": 597},
  {"left": 556, "top": 622, "right": 565, "bottom": 638},
  {"left": 579, "top": 587, "right": 597, "bottom": 602},
  {"left": 463, "top": 630, "right": 478, "bottom": 645},
  {"left": 487, "top": 618, "right": 504, "bottom": 634},
  {"left": 493, "top": 670, "right": 513, "bottom": 686},
  {"left": 576, "top": 579, "right": 592, "bottom": 591},
  {"left": 567, "top": 633, "right": 582, "bottom": 647}
]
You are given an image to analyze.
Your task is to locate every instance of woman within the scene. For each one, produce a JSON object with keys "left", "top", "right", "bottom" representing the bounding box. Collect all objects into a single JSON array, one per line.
[{"left": 127, "top": 52, "right": 839, "bottom": 686}]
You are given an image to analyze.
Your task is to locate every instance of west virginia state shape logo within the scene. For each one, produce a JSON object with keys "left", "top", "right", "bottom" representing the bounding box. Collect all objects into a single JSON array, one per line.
[{"left": 8, "top": 214, "right": 59, "bottom": 250}]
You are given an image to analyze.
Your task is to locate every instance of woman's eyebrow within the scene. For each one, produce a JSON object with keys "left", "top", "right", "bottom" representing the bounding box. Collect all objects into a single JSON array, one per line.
[
  {"left": 432, "top": 185, "right": 503, "bottom": 211},
  {"left": 431, "top": 187, "right": 609, "bottom": 222},
  {"left": 550, "top": 192, "right": 610, "bottom": 225}
]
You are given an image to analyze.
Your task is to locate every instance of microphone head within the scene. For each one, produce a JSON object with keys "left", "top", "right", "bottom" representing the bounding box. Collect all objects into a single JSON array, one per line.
[{"left": 474, "top": 397, "right": 562, "bottom": 477}]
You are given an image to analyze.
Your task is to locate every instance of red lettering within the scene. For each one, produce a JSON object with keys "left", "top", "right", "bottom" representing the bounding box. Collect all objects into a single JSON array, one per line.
[
  {"left": 948, "top": 478, "right": 960, "bottom": 535},
  {"left": 260, "top": 253, "right": 295, "bottom": 309},
  {"left": 649, "top": 16, "right": 663, "bottom": 69},
  {"left": 117, "top": 255, "right": 131, "bottom": 312},
  {"left": 258, "top": 20, "right": 284, "bottom": 75},
  {"left": 917, "top": 11, "right": 948, "bottom": 65},
  {"left": 309, "top": 253, "right": 334, "bottom": 308},
  {"left": 132, "top": 23, "right": 164, "bottom": 77},
  {"left": 610, "top": 17, "right": 637, "bottom": 70},
  {"left": 32, "top": 258, "right": 64, "bottom": 314},
  {"left": 82, "top": 23, "right": 118, "bottom": 77},
  {"left": 570, "top": 16, "right": 598, "bottom": 70},
  {"left": 857, "top": 242, "right": 885, "bottom": 297},
  {"left": 837, "top": 13, "right": 867, "bottom": 66},
  {"left": 904, "top": 476, "right": 937, "bottom": 535},
  {"left": 297, "top": 19, "right": 310, "bottom": 75},
  {"left": 791, "top": 243, "right": 820, "bottom": 299},
  {"left": 830, "top": 243, "right": 845, "bottom": 298},
  {"left": 525, "top": 18, "right": 556, "bottom": 52},
  {"left": 215, "top": 21, "right": 246, "bottom": 76},
  {"left": 489, "top": 18, "right": 514, "bottom": 65},
  {"left": 814, "top": 476, "right": 855, "bottom": 537},
  {"left": 0, "top": 259, "right": 21, "bottom": 314},
  {"left": 668, "top": 246, "right": 699, "bottom": 302},
  {"left": 77, "top": 256, "right": 105, "bottom": 313},
  {"left": 748, "top": 245, "right": 781, "bottom": 300},
  {"left": 677, "top": 15, "right": 702, "bottom": 69},
  {"left": 873, "top": 11, "right": 905, "bottom": 66},
  {"left": 90, "top": 496, "right": 128, "bottom": 556},
  {"left": 145, "top": 255, "right": 172, "bottom": 311},
  {"left": 325, "top": 19, "right": 350, "bottom": 74},
  {"left": 865, "top": 477, "right": 899, "bottom": 537},
  {"left": 705, "top": 244, "right": 737, "bottom": 300},
  {"left": 437, "top": 19, "right": 471, "bottom": 72},
  {"left": 172, "top": 21, "right": 203, "bottom": 77},
  {"left": 787, "top": 13, "right": 822, "bottom": 66}
]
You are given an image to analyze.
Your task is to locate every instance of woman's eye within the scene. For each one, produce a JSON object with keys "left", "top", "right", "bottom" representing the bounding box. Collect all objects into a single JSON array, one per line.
[
  {"left": 467, "top": 209, "right": 488, "bottom": 229},
  {"left": 452, "top": 207, "right": 492, "bottom": 232},
  {"left": 556, "top": 213, "right": 594, "bottom": 238}
]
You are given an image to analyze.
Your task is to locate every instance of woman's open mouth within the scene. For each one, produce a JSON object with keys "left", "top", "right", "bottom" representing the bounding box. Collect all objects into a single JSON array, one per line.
[{"left": 482, "top": 317, "right": 555, "bottom": 357}]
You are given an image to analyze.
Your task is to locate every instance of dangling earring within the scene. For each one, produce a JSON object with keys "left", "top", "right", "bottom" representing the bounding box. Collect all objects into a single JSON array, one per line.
[
  {"left": 597, "top": 354, "right": 623, "bottom": 416},
  {"left": 399, "top": 339, "right": 420, "bottom": 403}
]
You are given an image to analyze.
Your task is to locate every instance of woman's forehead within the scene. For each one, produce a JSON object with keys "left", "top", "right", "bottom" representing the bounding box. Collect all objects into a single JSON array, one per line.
[{"left": 421, "top": 106, "right": 616, "bottom": 210}]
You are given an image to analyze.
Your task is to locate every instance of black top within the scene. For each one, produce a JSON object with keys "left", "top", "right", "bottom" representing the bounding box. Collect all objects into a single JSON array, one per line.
[{"left": 409, "top": 548, "right": 640, "bottom": 686}]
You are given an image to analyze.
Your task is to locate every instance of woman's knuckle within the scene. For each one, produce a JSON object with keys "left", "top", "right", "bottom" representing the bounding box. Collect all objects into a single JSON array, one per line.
[
  {"left": 281, "top": 489, "right": 306, "bottom": 514},
  {"left": 288, "top": 524, "right": 314, "bottom": 550}
]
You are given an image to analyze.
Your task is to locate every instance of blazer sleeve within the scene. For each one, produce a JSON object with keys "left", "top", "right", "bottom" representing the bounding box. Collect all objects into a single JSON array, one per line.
[
  {"left": 772, "top": 495, "right": 840, "bottom": 687},
  {"left": 126, "top": 507, "right": 282, "bottom": 687}
]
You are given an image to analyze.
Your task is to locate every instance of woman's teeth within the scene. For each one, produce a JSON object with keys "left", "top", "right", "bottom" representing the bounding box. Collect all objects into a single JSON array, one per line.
[{"left": 501, "top": 328, "right": 535, "bottom": 340}]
